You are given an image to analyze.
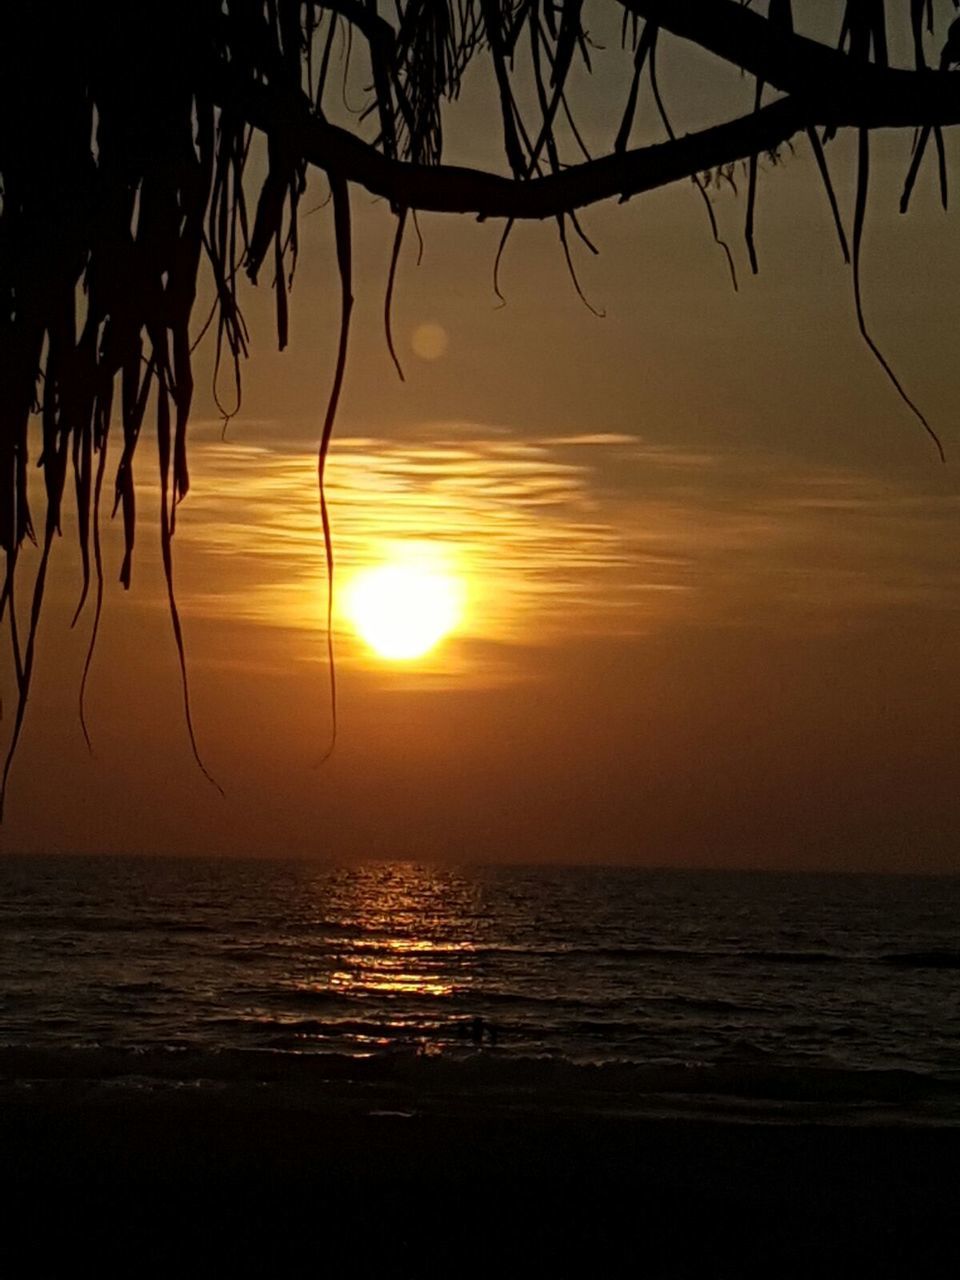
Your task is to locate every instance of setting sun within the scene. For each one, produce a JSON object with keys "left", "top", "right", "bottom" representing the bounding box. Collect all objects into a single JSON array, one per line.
[{"left": 345, "top": 558, "right": 464, "bottom": 660}]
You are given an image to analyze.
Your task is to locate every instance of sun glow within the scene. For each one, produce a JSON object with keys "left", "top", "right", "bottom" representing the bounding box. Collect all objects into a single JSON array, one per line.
[{"left": 345, "top": 555, "right": 464, "bottom": 661}]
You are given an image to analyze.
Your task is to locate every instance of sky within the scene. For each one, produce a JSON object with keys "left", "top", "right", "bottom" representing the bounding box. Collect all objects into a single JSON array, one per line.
[{"left": 2, "top": 5, "right": 960, "bottom": 869}]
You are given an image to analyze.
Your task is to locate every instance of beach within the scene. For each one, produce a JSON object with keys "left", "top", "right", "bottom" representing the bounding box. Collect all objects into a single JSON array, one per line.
[{"left": 4, "top": 1066, "right": 959, "bottom": 1277}]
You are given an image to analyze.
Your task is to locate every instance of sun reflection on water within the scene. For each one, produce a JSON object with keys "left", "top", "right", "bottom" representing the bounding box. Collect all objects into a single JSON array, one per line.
[
  {"left": 278, "top": 864, "right": 485, "bottom": 1026},
  {"left": 328, "top": 968, "right": 455, "bottom": 998}
]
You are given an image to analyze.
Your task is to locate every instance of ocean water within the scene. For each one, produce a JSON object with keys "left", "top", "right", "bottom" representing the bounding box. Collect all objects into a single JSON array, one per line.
[{"left": 2, "top": 857, "right": 959, "bottom": 1118}]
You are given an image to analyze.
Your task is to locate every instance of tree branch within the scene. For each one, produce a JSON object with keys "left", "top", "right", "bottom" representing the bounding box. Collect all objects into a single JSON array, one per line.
[
  {"left": 214, "top": 70, "right": 960, "bottom": 224},
  {"left": 213, "top": 0, "right": 960, "bottom": 223},
  {"left": 214, "top": 76, "right": 807, "bottom": 218},
  {"left": 618, "top": 0, "right": 960, "bottom": 128}
]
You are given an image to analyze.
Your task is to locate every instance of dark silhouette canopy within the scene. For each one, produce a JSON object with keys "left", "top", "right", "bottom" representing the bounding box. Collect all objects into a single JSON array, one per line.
[{"left": 1, "top": 0, "right": 959, "bottom": 811}]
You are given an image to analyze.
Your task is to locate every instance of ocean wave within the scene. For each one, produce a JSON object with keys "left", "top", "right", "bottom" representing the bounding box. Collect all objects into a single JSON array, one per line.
[
  {"left": 0, "top": 918, "right": 878, "bottom": 968},
  {"left": 651, "top": 995, "right": 774, "bottom": 1016},
  {"left": 740, "top": 950, "right": 845, "bottom": 965},
  {"left": 108, "top": 981, "right": 171, "bottom": 995},
  {"left": 0, "top": 914, "right": 215, "bottom": 935},
  {"left": 879, "top": 950, "right": 960, "bottom": 970},
  {"left": 213, "top": 940, "right": 856, "bottom": 965},
  {"left": 205, "top": 1014, "right": 445, "bottom": 1038},
  {"left": 1, "top": 1044, "right": 958, "bottom": 1116},
  {"left": 568, "top": 1019, "right": 650, "bottom": 1037},
  {"left": 261, "top": 986, "right": 586, "bottom": 1011}
]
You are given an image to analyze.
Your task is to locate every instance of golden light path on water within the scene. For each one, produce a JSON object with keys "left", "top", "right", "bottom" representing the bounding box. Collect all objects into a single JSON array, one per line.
[{"left": 282, "top": 867, "right": 483, "bottom": 1043}]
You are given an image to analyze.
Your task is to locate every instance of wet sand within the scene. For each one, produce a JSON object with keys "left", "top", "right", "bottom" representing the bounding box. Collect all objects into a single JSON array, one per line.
[{"left": 2, "top": 1079, "right": 959, "bottom": 1277}]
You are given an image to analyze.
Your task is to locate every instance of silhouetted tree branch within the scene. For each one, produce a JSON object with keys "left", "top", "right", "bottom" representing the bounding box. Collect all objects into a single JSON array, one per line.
[
  {"left": 218, "top": 74, "right": 810, "bottom": 216},
  {"left": 619, "top": 0, "right": 960, "bottom": 116},
  {"left": 2, "top": 0, "right": 959, "bottom": 811}
]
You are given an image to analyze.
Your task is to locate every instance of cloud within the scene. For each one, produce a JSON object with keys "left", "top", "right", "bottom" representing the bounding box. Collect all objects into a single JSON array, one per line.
[
  {"left": 538, "top": 432, "right": 636, "bottom": 446},
  {"left": 173, "top": 430, "right": 648, "bottom": 664},
  {"left": 150, "top": 423, "right": 960, "bottom": 683}
]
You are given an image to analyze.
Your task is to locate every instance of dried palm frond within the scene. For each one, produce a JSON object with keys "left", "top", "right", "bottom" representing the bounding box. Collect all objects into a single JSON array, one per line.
[{"left": 1, "top": 1, "right": 957, "bottom": 812}]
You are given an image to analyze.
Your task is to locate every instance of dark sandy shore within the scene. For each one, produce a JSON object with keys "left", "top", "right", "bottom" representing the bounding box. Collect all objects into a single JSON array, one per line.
[{"left": 2, "top": 1073, "right": 959, "bottom": 1278}]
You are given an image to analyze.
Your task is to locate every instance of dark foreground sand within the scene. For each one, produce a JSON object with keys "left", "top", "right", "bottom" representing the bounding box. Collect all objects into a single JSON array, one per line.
[{"left": 2, "top": 1079, "right": 958, "bottom": 1277}]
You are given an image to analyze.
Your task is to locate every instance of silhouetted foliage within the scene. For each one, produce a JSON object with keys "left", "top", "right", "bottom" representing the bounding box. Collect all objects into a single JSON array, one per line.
[{"left": 2, "top": 0, "right": 959, "bottom": 810}]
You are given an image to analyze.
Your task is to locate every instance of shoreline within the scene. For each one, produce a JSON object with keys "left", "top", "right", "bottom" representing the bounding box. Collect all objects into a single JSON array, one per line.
[{"left": 4, "top": 1041, "right": 960, "bottom": 1124}]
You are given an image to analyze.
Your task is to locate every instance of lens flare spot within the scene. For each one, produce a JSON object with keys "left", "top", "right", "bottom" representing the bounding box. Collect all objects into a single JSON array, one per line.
[{"left": 411, "top": 322, "right": 449, "bottom": 361}]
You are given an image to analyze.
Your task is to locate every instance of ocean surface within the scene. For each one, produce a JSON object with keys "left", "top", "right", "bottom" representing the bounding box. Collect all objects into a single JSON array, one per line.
[{"left": 2, "top": 857, "right": 959, "bottom": 1120}]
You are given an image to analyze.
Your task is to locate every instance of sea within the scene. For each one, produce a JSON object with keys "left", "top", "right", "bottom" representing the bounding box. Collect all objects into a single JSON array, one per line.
[{"left": 2, "top": 856, "right": 959, "bottom": 1122}]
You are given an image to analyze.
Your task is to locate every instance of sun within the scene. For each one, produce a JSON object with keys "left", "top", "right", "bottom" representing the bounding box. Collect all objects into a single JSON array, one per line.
[{"left": 345, "top": 559, "right": 464, "bottom": 661}]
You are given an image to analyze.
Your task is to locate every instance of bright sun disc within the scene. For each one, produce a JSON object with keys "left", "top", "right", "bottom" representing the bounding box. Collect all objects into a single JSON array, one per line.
[{"left": 345, "top": 562, "right": 463, "bottom": 660}]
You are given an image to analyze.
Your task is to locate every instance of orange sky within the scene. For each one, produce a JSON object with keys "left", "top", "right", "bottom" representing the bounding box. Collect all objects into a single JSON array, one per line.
[{"left": 2, "top": 10, "right": 960, "bottom": 869}]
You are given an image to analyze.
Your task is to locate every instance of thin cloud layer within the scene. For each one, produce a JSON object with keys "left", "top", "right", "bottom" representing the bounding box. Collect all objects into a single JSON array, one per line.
[{"left": 157, "top": 425, "right": 960, "bottom": 685}]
